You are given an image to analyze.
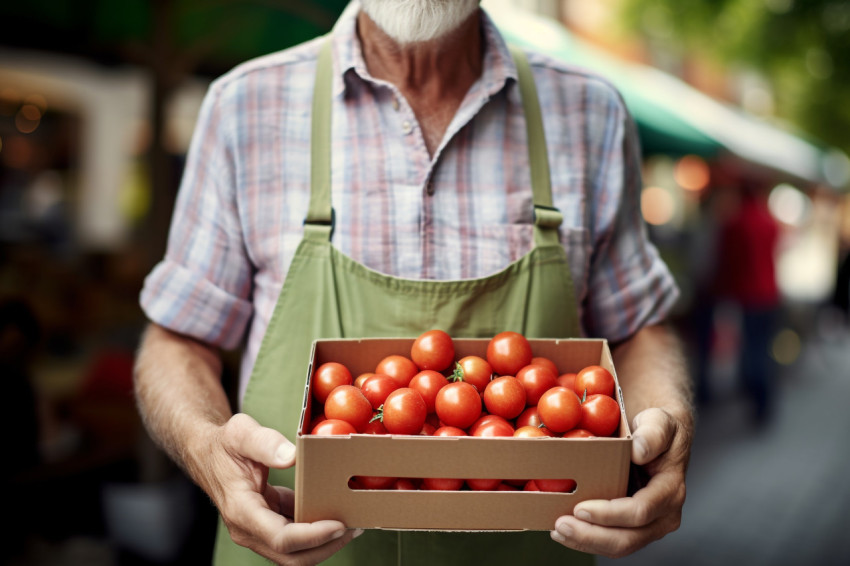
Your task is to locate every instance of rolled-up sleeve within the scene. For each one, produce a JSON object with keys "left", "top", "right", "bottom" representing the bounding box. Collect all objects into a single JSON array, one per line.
[
  {"left": 140, "top": 79, "right": 254, "bottom": 350},
  {"left": 582, "top": 95, "right": 679, "bottom": 344}
]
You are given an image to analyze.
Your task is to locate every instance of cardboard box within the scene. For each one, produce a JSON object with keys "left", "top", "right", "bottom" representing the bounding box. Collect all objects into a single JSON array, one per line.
[{"left": 295, "top": 338, "right": 631, "bottom": 531}]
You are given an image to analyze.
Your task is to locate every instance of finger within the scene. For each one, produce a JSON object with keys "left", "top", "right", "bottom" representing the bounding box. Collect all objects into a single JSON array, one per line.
[
  {"left": 223, "top": 413, "right": 296, "bottom": 468},
  {"left": 274, "top": 527, "right": 364, "bottom": 566},
  {"left": 266, "top": 485, "right": 296, "bottom": 518},
  {"left": 230, "top": 492, "right": 348, "bottom": 556},
  {"left": 570, "top": 469, "right": 682, "bottom": 529},
  {"left": 551, "top": 514, "right": 670, "bottom": 559},
  {"left": 270, "top": 520, "right": 353, "bottom": 555},
  {"left": 631, "top": 408, "right": 676, "bottom": 466}
]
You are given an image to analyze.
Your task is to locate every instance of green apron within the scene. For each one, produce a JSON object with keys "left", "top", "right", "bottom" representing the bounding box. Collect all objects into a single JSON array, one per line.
[{"left": 213, "top": 39, "right": 592, "bottom": 566}]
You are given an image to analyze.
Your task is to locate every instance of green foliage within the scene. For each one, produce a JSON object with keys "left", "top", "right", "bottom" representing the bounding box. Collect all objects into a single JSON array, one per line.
[{"left": 620, "top": 0, "right": 850, "bottom": 155}]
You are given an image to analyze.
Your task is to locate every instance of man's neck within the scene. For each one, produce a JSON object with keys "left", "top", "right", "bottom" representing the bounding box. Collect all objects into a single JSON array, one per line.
[{"left": 357, "top": 10, "right": 484, "bottom": 156}]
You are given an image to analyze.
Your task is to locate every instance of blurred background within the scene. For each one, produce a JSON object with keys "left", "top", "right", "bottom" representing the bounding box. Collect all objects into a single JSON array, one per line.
[{"left": 1, "top": 0, "right": 848, "bottom": 564}]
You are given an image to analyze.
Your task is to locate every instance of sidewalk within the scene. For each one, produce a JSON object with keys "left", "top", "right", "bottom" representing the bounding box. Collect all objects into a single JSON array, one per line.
[{"left": 599, "top": 329, "right": 850, "bottom": 566}]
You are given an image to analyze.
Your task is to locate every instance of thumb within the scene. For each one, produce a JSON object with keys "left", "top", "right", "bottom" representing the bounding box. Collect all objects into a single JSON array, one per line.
[
  {"left": 630, "top": 408, "right": 676, "bottom": 466},
  {"left": 223, "top": 413, "right": 297, "bottom": 469}
]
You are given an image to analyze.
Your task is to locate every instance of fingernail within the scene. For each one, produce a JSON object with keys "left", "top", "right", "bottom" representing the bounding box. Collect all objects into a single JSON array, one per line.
[
  {"left": 275, "top": 442, "right": 296, "bottom": 466},
  {"left": 332, "top": 530, "right": 346, "bottom": 540},
  {"left": 575, "top": 509, "right": 591, "bottom": 522},
  {"left": 352, "top": 528, "right": 365, "bottom": 538},
  {"left": 634, "top": 435, "right": 649, "bottom": 461},
  {"left": 551, "top": 531, "right": 566, "bottom": 543},
  {"left": 555, "top": 520, "right": 574, "bottom": 538}
]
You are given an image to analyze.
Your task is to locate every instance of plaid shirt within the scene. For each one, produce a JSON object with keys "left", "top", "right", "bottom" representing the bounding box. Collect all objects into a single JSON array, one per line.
[{"left": 141, "top": 3, "right": 679, "bottom": 401}]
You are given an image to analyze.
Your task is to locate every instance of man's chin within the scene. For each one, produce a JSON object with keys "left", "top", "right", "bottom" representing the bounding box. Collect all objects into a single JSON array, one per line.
[{"left": 360, "top": 0, "right": 480, "bottom": 45}]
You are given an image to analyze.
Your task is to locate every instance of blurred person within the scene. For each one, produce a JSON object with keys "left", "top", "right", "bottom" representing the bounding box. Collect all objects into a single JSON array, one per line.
[
  {"left": 134, "top": 1, "right": 694, "bottom": 564},
  {"left": 714, "top": 180, "right": 781, "bottom": 423}
]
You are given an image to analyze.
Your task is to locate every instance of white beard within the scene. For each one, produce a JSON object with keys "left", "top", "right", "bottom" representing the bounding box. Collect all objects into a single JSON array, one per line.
[{"left": 360, "top": 0, "right": 480, "bottom": 44}]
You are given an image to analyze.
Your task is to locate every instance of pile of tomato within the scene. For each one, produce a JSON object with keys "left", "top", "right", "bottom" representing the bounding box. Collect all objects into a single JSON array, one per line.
[{"left": 308, "top": 330, "right": 622, "bottom": 492}]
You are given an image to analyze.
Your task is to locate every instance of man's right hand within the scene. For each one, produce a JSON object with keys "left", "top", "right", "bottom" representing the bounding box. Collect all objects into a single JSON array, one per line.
[{"left": 189, "top": 412, "right": 362, "bottom": 565}]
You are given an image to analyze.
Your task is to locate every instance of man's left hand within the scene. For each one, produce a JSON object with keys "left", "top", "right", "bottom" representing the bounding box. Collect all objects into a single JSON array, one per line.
[{"left": 550, "top": 407, "right": 691, "bottom": 558}]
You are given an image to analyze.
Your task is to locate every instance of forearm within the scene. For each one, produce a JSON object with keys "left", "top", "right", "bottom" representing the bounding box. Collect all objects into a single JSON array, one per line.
[
  {"left": 612, "top": 323, "right": 694, "bottom": 432},
  {"left": 134, "top": 322, "right": 232, "bottom": 476}
]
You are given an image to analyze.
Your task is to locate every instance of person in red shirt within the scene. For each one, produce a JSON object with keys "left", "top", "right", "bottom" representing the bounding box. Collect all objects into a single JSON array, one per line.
[{"left": 714, "top": 180, "right": 781, "bottom": 423}]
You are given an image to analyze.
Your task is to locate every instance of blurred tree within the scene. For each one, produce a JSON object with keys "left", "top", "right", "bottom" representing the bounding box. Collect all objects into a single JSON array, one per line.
[{"left": 620, "top": 0, "right": 850, "bottom": 156}]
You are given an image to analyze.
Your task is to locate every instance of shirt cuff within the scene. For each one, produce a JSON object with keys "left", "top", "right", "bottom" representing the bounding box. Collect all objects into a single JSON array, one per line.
[{"left": 140, "top": 259, "right": 253, "bottom": 350}]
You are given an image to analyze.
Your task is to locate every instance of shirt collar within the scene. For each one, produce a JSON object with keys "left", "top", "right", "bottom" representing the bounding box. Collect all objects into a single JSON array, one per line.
[{"left": 329, "top": 1, "right": 519, "bottom": 99}]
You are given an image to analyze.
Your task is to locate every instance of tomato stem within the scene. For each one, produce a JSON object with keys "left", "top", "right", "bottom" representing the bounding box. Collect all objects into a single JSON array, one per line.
[
  {"left": 370, "top": 405, "right": 385, "bottom": 423},
  {"left": 450, "top": 362, "right": 465, "bottom": 383}
]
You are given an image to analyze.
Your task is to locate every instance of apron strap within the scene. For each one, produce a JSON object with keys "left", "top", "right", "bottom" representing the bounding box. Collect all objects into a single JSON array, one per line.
[
  {"left": 305, "top": 38, "right": 334, "bottom": 241},
  {"left": 306, "top": 39, "right": 562, "bottom": 246},
  {"left": 508, "top": 44, "right": 563, "bottom": 248}
]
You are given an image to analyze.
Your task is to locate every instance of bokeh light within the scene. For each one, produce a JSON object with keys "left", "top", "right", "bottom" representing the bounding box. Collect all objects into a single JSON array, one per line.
[
  {"left": 641, "top": 185, "right": 675, "bottom": 225},
  {"left": 768, "top": 183, "right": 810, "bottom": 226},
  {"left": 15, "top": 105, "right": 41, "bottom": 134},
  {"left": 673, "top": 154, "right": 710, "bottom": 192},
  {"left": 771, "top": 328, "right": 802, "bottom": 366}
]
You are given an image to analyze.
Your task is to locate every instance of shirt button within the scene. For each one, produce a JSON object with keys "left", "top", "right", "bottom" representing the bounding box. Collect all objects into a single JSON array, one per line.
[
  {"left": 402, "top": 120, "right": 413, "bottom": 135},
  {"left": 392, "top": 97, "right": 400, "bottom": 111}
]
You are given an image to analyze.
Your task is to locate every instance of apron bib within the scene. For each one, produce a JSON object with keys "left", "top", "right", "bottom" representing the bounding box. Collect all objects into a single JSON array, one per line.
[{"left": 213, "top": 39, "right": 591, "bottom": 566}]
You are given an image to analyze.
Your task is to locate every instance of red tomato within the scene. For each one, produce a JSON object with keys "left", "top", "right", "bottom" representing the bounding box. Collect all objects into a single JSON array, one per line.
[
  {"left": 497, "top": 482, "right": 519, "bottom": 491},
  {"left": 411, "top": 329, "right": 455, "bottom": 372},
  {"left": 355, "top": 475, "right": 396, "bottom": 490},
  {"left": 323, "top": 385, "right": 373, "bottom": 432},
  {"left": 471, "top": 416, "right": 515, "bottom": 437},
  {"left": 537, "top": 386, "right": 582, "bottom": 433},
  {"left": 562, "top": 428, "right": 595, "bottom": 439},
  {"left": 422, "top": 477, "right": 464, "bottom": 491},
  {"left": 467, "top": 478, "right": 502, "bottom": 491},
  {"left": 468, "top": 414, "right": 512, "bottom": 436},
  {"left": 523, "top": 480, "right": 540, "bottom": 491},
  {"left": 531, "top": 356, "right": 559, "bottom": 377},
  {"left": 536, "top": 478, "right": 577, "bottom": 493},
  {"left": 361, "top": 417, "right": 388, "bottom": 435},
  {"left": 574, "top": 365, "right": 615, "bottom": 399},
  {"left": 483, "top": 376, "right": 527, "bottom": 419},
  {"left": 433, "top": 425, "right": 467, "bottom": 437},
  {"left": 382, "top": 388, "right": 427, "bottom": 435},
  {"left": 393, "top": 478, "right": 419, "bottom": 490},
  {"left": 579, "top": 394, "right": 621, "bottom": 437},
  {"left": 452, "top": 355, "right": 493, "bottom": 393},
  {"left": 435, "top": 381, "right": 481, "bottom": 429},
  {"left": 557, "top": 373, "right": 577, "bottom": 391},
  {"left": 515, "top": 364, "right": 558, "bottom": 406},
  {"left": 409, "top": 370, "right": 450, "bottom": 414},
  {"left": 419, "top": 422, "right": 437, "bottom": 436},
  {"left": 375, "top": 355, "right": 419, "bottom": 388},
  {"left": 513, "top": 425, "right": 553, "bottom": 438},
  {"left": 312, "top": 362, "right": 352, "bottom": 404},
  {"left": 360, "top": 373, "right": 400, "bottom": 410},
  {"left": 515, "top": 406, "right": 543, "bottom": 429},
  {"left": 486, "top": 331, "right": 533, "bottom": 376},
  {"left": 354, "top": 372, "right": 375, "bottom": 389},
  {"left": 311, "top": 418, "right": 356, "bottom": 436}
]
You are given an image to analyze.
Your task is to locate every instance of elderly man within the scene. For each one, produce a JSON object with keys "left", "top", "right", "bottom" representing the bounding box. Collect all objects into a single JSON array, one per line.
[{"left": 134, "top": 1, "right": 693, "bottom": 564}]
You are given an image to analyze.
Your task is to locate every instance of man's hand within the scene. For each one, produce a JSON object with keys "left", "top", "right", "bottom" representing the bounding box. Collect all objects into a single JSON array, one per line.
[
  {"left": 191, "top": 413, "right": 362, "bottom": 565},
  {"left": 134, "top": 325, "right": 360, "bottom": 565},
  {"left": 550, "top": 407, "right": 691, "bottom": 557}
]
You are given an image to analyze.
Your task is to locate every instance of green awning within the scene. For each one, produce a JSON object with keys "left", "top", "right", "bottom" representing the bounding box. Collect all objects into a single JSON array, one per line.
[
  {"left": 489, "top": 6, "right": 719, "bottom": 158},
  {"left": 486, "top": 1, "right": 847, "bottom": 189}
]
